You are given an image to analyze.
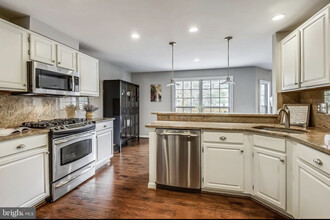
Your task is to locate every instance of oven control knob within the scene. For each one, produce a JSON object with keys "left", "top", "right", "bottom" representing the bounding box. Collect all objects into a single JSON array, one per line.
[
  {"left": 54, "top": 127, "right": 59, "bottom": 131},
  {"left": 60, "top": 126, "right": 65, "bottom": 130}
]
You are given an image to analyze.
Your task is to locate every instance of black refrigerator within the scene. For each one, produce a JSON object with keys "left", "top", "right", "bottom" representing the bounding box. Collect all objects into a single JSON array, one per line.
[{"left": 103, "top": 80, "right": 139, "bottom": 152}]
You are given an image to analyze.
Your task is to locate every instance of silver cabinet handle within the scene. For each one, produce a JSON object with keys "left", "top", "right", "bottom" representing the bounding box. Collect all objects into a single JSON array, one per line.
[
  {"left": 16, "top": 144, "right": 26, "bottom": 149},
  {"left": 220, "top": 136, "right": 227, "bottom": 141},
  {"left": 159, "top": 133, "right": 198, "bottom": 137},
  {"left": 313, "top": 159, "right": 323, "bottom": 166}
]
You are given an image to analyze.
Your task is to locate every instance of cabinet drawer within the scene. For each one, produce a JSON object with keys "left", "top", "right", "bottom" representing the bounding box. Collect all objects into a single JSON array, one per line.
[
  {"left": 297, "top": 144, "right": 330, "bottom": 175},
  {"left": 203, "top": 131, "right": 243, "bottom": 144},
  {"left": 0, "top": 134, "right": 48, "bottom": 158},
  {"left": 96, "top": 121, "right": 113, "bottom": 132},
  {"left": 253, "top": 135, "right": 286, "bottom": 152}
]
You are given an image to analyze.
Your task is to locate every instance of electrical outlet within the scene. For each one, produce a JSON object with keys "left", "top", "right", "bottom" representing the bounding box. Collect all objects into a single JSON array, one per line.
[{"left": 317, "top": 103, "right": 328, "bottom": 114}]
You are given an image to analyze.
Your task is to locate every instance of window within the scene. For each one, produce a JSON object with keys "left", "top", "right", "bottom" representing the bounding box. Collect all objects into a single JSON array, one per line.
[
  {"left": 173, "top": 77, "right": 233, "bottom": 113},
  {"left": 259, "top": 80, "right": 271, "bottom": 114}
]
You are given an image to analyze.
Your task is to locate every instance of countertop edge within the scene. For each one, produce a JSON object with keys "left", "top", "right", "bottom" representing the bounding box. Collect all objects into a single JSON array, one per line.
[
  {"left": 145, "top": 123, "right": 329, "bottom": 155},
  {"left": 0, "top": 129, "right": 50, "bottom": 142}
]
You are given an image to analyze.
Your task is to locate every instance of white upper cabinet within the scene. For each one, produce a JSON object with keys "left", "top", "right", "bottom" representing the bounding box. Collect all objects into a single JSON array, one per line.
[
  {"left": 30, "top": 33, "right": 56, "bottom": 65},
  {"left": 56, "top": 44, "right": 77, "bottom": 71},
  {"left": 281, "top": 31, "right": 300, "bottom": 91},
  {"left": 78, "top": 53, "right": 99, "bottom": 97},
  {"left": 203, "top": 143, "right": 244, "bottom": 192},
  {"left": 253, "top": 147, "right": 286, "bottom": 210},
  {"left": 300, "top": 6, "right": 330, "bottom": 87},
  {"left": 280, "top": 4, "right": 330, "bottom": 91},
  {"left": 0, "top": 19, "right": 28, "bottom": 91}
]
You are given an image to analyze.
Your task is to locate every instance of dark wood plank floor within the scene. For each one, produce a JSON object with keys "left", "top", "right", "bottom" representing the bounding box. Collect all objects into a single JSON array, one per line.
[{"left": 37, "top": 138, "right": 284, "bottom": 219}]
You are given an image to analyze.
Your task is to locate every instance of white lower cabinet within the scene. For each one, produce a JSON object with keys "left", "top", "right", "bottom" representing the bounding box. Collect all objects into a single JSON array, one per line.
[
  {"left": 293, "top": 160, "right": 330, "bottom": 219},
  {"left": 96, "top": 121, "right": 114, "bottom": 170},
  {"left": 0, "top": 135, "right": 49, "bottom": 207},
  {"left": 203, "top": 143, "right": 244, "bottom": 192},
  {"left": 253, "top": 147, "right": 286, "bottom": 210},
  {"left": 293, "top": 144, "right": 330, "bottom": 219}
]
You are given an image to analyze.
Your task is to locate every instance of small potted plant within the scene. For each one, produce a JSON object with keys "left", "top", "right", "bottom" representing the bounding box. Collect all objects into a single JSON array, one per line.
[
  {"left": 65, "top": 104, "right": 78, "bottom": 118},
  {"left": 83, "top": 104, "right": 99, "bottom": 120}
]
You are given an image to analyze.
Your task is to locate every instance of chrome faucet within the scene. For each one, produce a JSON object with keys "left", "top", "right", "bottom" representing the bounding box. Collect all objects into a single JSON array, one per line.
[{"left": 278, "top": 106, "right": 291, "bottom": 128}]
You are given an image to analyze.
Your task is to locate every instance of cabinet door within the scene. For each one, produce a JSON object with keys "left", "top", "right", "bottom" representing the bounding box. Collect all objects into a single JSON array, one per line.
[
  {"left": 96, "top": 130, "right": 113, "bottom": 163},
  {"left": 78, "top": 53, "right": 99, "bottom": 96},
  {"left": 253, "top": 147, "right": 286, "bottom": 209},
  {"left": 30, "top": 34, "right": 56, "bottom": 65},
  {"left": 56, "top": 44, "right": 77, "bottom": 71},
  {"left": 203, "top": 143, "right": 244, "bottom": 192},
  {"left": 293, "top": 160, "right": 330, "bottom": 219},
  {"left": 0, "top": 19, "right": 28, "bottom": 91},
  {"left": 281, "top": 31, "right": 300, "bottom": 90},
  {"left": 300, "top": 7, "right": 330, "bottom": 87},
  {"left": 0, "top": 148, "right": 49, "bottom": 207}
]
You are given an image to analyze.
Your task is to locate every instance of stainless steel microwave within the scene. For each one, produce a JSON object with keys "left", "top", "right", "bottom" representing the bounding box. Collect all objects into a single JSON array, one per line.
[{"left": 28, "top": 61, "right": 80, "bottom": 96}]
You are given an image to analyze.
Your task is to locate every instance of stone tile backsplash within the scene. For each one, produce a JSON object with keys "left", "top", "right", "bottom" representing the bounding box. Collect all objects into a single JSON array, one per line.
[{"left": 0, "top": 94, "right": 90, "bottom": 128}]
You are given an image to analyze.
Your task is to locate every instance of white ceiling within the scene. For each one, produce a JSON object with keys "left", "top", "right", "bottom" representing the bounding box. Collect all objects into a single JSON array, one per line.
[{"left": 0, "top": 0, "right": 328, "bottom": 72}]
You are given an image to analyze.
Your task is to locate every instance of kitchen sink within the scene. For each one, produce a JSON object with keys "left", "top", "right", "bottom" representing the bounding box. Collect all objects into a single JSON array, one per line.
[{"left": 252, "top": 126, "right": 308, "bottom": 134}]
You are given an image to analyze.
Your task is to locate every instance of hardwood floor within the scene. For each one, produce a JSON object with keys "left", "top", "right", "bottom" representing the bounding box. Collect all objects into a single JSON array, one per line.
[{"left": 37, "top": 138, "right": 284, "bottom": 219}]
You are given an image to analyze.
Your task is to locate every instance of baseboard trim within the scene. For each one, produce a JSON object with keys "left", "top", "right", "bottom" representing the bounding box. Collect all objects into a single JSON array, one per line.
[{"left": 148, "top": 182, "right": 156, "bottom": 189}]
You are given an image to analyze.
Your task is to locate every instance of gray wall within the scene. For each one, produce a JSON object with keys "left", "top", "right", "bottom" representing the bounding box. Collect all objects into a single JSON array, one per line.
[
  {"left": 131, "top": 67, "right": 271, "bottom": 136},
  {"left": 89, "top": 59, "right": 131, "bottom": 118}
]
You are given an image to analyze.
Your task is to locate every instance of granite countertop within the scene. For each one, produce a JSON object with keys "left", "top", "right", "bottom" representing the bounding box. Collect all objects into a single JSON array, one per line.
[
  {"left": 92, "top": 118, "right": 115, "bottom": 123},
  {"left": 146, "top": 121, "right": 330, "bottom": 155},
  {"left": 152, "top": 112, "right": 278, "bottom": 117},
  {"left": 0, "top": 129, "right": 50, "bottom": 142}
]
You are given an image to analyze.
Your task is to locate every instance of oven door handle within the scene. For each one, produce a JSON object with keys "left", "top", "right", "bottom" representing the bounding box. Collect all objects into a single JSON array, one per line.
[
  {"left": 54, "top": 132, "right": 95, "bottom": 145},
  {"left": 55, "top": 164, "right": 95, "bottom": 189}
]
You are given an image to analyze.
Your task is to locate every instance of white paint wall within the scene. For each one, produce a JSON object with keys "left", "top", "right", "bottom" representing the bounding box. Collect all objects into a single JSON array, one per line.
[{"left": 131, "top": 67, "right": 272, "bottom": 136}]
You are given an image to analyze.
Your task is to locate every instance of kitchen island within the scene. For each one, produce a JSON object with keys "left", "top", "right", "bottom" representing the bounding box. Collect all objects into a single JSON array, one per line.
[{"left": 146, "top": 115, "right": 330, "bottom": 219}]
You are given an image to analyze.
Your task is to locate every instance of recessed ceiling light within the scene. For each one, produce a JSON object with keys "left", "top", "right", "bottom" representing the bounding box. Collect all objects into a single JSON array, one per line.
[
  {"left": 272, "top": 14, "right": 285, "bottom": 21},
  {"left": 131, "top": 33, "right": 140, "bottom": 39},
  {"left": 189, "top": 27, "right": 199, "bottom": 32},
  {"left": 194, "top": 58, "right": 200, "bottom": 62}
]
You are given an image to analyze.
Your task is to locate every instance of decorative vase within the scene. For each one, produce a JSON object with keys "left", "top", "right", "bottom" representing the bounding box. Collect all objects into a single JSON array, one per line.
[
  {"left": 86, "top": 112, "right": 94, "bottom": 120},
  {"left": 65, "top": 108, "right": 77, "bottom": 119}
]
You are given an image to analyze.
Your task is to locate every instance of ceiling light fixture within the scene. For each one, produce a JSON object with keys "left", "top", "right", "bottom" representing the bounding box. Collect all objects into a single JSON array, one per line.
[
  {"left": 272, "top": 14, "right": 285, "bottom": 21},
  {"left": 131, "top": 33, "right": 140, "bottom": 39},
  {"left": 189, "top": 27, "right": 199, "bottom": 32},
  {"left": 166, "top": 41, "right": 179, "bottom": 87},
  {"left": 194, "top": 58, "right": 200, "bottom": 62},
  {"left": 221, "top": 36, "right": 235, "bottom": 85}
]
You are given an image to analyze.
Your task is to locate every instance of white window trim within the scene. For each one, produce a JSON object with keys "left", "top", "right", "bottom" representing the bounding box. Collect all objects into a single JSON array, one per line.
[
  {"left": 171, "top": 76, "right": 234, "bottom": 113},
  {"left": 258, "top": 79, "right": 271, "bottom": 114}
]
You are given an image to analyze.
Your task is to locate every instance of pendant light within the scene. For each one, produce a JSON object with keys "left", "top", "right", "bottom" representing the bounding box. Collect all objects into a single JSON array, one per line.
[
  {"left": 166, "top": 41, "right": 179, "bottom": 87},
  {"left": 221, "top": 36, "right": 236, "bottom": 85}
]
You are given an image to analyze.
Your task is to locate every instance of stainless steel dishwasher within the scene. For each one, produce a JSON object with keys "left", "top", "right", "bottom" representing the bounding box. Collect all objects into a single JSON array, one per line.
[{"left": 156, "top": 129, "right": 201, "bottom": 189}]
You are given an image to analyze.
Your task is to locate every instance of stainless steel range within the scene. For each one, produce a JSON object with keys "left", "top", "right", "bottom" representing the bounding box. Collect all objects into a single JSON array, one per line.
[{"left": 22, "top": 118, "right": 96, "bottom": 201}]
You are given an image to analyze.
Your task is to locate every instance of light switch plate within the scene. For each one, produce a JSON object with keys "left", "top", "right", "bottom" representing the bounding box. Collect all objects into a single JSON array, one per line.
[{"left": 317, "top": 103, "right": 328, "bottom": 114}]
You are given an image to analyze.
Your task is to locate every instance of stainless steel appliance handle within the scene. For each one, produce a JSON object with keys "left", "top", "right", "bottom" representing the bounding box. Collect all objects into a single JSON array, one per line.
[
  {"left": 159, "top": 133, "right": 199, "bottom": 137},
  {"left": 54, "top": 132, "right": 95, "bottom": 145},
  {"left": 55, "top": 164, "right": 95, "bottom": 189}
]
